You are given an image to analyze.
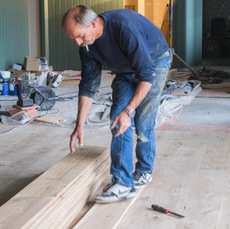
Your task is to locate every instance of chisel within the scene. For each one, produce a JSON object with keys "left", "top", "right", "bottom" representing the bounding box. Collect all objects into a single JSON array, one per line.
[{"left": 151, "top": 204, "right": 185, "bottom": 218}]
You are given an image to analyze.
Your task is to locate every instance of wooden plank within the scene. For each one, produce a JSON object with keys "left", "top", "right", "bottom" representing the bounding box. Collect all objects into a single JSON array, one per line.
[
  {"left": 35, "top": 114, "right": 66, "bottom": 124},
  {"left": 73, "top": 131, "right": 205, "bottom": 228},
  {"left": 74, "top": 189, "right": 144, "bottom": 229},
  {"left": 176, "top": 170, "right": 227, "bottom": 229},
  {"left": 80, "top": 131, "right": 228, "bottom": 228},
  {"left": 119, "top": 131, "right": 230, "bottom": 228},
  {"left": 217, "top": 169, "right": 230, "bottom": 228},
  {"left": 12, "top": 104, "right": 40, "bottom": 111},
  {"left": 118, "top": 131, "right": 208, "bottom": 228},
  {"left": 60, "top": 78, "right": 80, "bottom": 87},
  {"left": 153, "top": 0, "right": 169, "bottom": 29},
  {"left": 216, "top": 133, "right": 230, "bottom": 228},
  {"left": 200, "top": 132, "right": 230, "bottom": 170},
  {"left": 0, "top": 146, "right": 110, "bottom": 229},
  {"left": 74, "top": 131, "right": 189, "bottom": 228}
]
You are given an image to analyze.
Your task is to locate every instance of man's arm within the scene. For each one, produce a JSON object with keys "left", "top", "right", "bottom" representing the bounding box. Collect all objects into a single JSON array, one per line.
[
  {"left": 110, "top": 81, "right": 152, "bottom": 137},
  {"left": 70, "top": 95, "right": 93, "bottom": 153}
]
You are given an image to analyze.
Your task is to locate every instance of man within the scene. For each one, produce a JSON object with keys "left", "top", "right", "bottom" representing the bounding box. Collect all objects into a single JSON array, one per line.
[{"left": 62, "top": 5, "right": 171, "bottom": 203}]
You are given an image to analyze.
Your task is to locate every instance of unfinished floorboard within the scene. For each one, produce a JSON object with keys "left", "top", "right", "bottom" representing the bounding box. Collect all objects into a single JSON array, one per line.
[
  {"left": 177, "top": 132, "right": 230, "bottom": 229},
  {"left": 74, "top": 189, "right": 144, "bottom": 229},
  {"left": 118, "top": 131, "right": 207, "bottom": 228},
  {"left": 0, "top": 146, "right": 110, "bottom": 229},
  {"left": 217, "top": 169, "right": 230, "bottom": 228},
  {"left": 72, "top": 131, "right": 204, "bottom": 228},
  {"left": 216, "top": 133, "right": 230, "bottom": 228},
  {"left": 67, "top": 131, "right": 230, "bottom": 229},
  {"left": 118, "top": 131, "right": 230, "bottom": 229}
]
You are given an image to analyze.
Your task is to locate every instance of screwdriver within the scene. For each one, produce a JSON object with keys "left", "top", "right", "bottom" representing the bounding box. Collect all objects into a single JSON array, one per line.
[{"left": 151, "top": 204, "right": 185, "bottom": 218}]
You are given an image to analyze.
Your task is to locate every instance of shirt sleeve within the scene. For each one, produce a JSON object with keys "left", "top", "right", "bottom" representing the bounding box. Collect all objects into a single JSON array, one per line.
[
  {"left": 120, "top": 28, "right": 156, "bottom": 83},
  {"left": 79, "top": 47, "right": 102, "bottom": 98}
]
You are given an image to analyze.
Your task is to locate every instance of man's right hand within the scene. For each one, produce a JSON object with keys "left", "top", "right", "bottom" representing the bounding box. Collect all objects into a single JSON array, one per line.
[
  {"left": 70, "top": 127, "right": 84, "bottom": 153},
  {"left": 70, "top": 95, "right": 93, "bottom": 153}
]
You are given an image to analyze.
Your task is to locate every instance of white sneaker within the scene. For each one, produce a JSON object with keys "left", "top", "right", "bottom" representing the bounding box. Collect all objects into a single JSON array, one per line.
[
  {"left": 95, "top": 183, "right": 137, "bottom": 203},
  {"left": 133, "top": 172, "right": 152, "bottom": 190}
]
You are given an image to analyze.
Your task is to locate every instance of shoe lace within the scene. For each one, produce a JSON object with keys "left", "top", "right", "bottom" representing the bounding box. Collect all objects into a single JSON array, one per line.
[
  {"left": 103, "top": 183, "right": 116, "bottom": 193},
  {"left": 133, "top": 172, "right": 142, "bottom": 180}
]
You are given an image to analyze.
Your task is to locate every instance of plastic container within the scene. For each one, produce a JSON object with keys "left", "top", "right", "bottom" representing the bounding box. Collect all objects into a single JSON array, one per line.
[
  {"left": 0, "top": 83, "right": 2, "bottom": 95},
  {"left": 0, "top": 71, "right": 11, "bottom": 82},
  {"left": 9, "top": 83, "right": 18, "bottom": 95},
  {"left": 2, "top": 83, "right": 9, "bottom": 95}
]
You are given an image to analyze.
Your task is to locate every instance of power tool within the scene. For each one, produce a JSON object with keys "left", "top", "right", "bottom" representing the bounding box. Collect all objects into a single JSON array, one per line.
[
  {"left": 17, "top": 78, "right": 34, "bottom": 107},
  {"left": 17, "top": 78, "right": 56, "bottom": 111}
]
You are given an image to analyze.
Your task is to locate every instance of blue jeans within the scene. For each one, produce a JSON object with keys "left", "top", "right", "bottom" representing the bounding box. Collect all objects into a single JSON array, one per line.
[{"left": 110, "top": 56, "right": 171, "bottom": 187}]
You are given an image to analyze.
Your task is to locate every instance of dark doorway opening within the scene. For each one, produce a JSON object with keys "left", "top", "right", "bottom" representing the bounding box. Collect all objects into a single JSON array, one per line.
[{"left": 202, "top": 0, "right": 230, "bottom": 66}]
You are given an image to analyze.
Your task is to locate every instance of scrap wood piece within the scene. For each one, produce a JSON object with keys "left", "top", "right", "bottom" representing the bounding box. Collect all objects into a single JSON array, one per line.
[
  {"left": 12, "top": 104, "right": 40, "bottom": 111},
  {"left": 0, "top": 146, "right": 110, "bottom": 229},
  {"left": 35, "top": 114, "right": 66, "bottom": 124},
  {"left": 26, "top": 110, "right": 38, "bottom": 118},
  {"left": 10, "top": 105, "right": 40, "bottom": 118},
  {"left": 172, "top": 93, "right": 188, "bottom": 96},
  {"left": 60, "top": 78, "right": 80, "bottom": 87}
]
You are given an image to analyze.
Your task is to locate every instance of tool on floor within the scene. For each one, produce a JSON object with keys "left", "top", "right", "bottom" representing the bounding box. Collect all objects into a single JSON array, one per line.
[
  {"left": 151, "top": 204, "right": 185, "bottom": 219},
  {"left": 32, "top": 86, "right": 56, "bottom": 111},
  {"left": 17, "top": 77, "right": 34, "bottom": 107},
  {"left": 17, "top": 78, "right": 56, "bottom": 111}
]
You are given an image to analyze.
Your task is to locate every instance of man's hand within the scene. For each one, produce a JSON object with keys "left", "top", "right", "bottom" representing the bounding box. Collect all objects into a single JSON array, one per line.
[
  {"left": 70, "top": 127, "right": 84, "bottom": 153},
  {"left": 69, "top": 96, "right": 93, "bottom": 153},
  {"left": 110, "top": 111, "right": 131, "bottom": 137}
]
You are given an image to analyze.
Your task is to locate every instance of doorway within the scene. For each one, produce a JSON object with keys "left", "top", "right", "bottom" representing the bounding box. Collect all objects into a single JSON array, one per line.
[{"left": 202, "top": 0, "right": 230, "bottom": 66}]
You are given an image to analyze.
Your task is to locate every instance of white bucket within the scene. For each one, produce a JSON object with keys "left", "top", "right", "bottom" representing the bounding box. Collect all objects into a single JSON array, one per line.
[
  {"left": 0, "top": 71, "right": 11, "bottom": 79},
  {"left": 37, "top": 72, "right": 48, "bottom": 86}
]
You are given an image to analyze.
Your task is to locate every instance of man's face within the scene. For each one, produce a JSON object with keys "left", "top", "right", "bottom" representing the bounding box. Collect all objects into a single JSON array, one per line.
[{"left": 65, "top": 19, "right": 96, "bottom": 47}]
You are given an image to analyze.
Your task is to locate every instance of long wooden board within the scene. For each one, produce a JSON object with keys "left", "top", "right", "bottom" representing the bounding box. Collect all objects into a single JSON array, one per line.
[
  {"left": 74, "top": 189, "right": 144, "bottom": 229},
  {"left": 0, "top": 146, "right": 110, "bottom": 229},
  {"left": 72, "top": 131, "right": 230, "bottom": 229},
  {"left": 119, "top": 131, "right": 230, "bottom": 228}
]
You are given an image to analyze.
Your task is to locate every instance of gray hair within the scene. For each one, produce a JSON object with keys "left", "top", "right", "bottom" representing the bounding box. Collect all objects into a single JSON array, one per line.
[{"left": 62, "top": 5, "right": 97, "bottom": 29}]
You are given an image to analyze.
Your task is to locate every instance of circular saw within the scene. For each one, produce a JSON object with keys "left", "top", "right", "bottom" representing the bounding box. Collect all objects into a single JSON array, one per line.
[{"left": 33, "top": 86, "right": 56, "bottom": 111}]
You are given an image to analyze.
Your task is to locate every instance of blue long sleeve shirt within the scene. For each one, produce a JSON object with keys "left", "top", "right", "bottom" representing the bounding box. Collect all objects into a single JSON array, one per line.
[{"left": 79, "top": 9, "right": 169, "bottom": 98}]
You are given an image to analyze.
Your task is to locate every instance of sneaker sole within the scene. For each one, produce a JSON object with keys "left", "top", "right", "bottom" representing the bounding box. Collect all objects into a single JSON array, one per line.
[
  {"left": 95, "top": 191, "right": 137, "bottom": 204},
  {"left": 134, "top": 176, "right": 152, "bottom": 190}
]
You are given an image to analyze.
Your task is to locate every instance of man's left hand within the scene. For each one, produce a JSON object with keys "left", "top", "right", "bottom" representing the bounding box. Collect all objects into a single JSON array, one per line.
[{"left": 110, "top": 111, "right": 131, "bottom": 137}]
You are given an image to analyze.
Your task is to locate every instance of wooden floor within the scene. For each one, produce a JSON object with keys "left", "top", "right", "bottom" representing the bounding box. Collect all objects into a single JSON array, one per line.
[
  {"left": 119, "top": 129, "right": 230, "bottom": 229},
  {"left": 75, "top": 128, "right": 230, "bottom": 229},
  {"left": 1, "top": 85, "right": 229, "bottom": 228}
]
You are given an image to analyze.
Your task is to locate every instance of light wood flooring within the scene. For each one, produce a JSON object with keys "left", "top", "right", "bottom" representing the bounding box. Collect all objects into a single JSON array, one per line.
[
  {"left": 74, "top": 87, "right": 230, "bottom": 228},
  {"left": 75, "top": 128, "right": 230, "bottom": 229},
  {"left": 0, "top": 86, "right": 229, "bottom": 228},
  {"left": 120, "top": 130, "right": 230, "bottom": 229}
]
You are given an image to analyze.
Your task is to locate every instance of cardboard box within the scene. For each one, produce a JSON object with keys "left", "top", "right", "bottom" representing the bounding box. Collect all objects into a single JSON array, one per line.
[
  {"left": 25, "top": 57, "right": 40, "bottom": 71},
  {"left": 12, "top": 69, "right": 26, "bottom": 78},
  {"left": 13, "top": 64, "right": 23, "bottom": 71}
]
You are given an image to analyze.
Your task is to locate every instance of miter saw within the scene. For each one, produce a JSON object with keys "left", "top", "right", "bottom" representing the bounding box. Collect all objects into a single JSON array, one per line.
[{"left": 17, "top": 78, "right": 56, "bottom": 111}]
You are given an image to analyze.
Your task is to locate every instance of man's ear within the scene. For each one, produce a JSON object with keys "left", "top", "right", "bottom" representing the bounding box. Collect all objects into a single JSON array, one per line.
[{"left": 91, "top": 21, "right": 96, "bottom": 28}]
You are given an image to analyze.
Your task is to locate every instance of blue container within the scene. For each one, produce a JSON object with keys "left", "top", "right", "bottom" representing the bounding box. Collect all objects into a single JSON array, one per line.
[
  {"left": 0, "top": 83, "right": 2, "bottom": 95},
  {"left": 2, "top": 83, "right": 9, "bottom": 95},
  {"left": 9, "top": 83, "right": 19, "bottom": 96},
  {"left": 9, "top": 83, "right": 14, "bottom": 95},
  {"left": 14, "top": 83, "right": 19, "bottom": 95}
]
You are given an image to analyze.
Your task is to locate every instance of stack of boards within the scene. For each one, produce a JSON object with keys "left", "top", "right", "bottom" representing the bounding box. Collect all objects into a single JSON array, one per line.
[{"left": 0, "top": 146, "right": 110, "bottom": 229}]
